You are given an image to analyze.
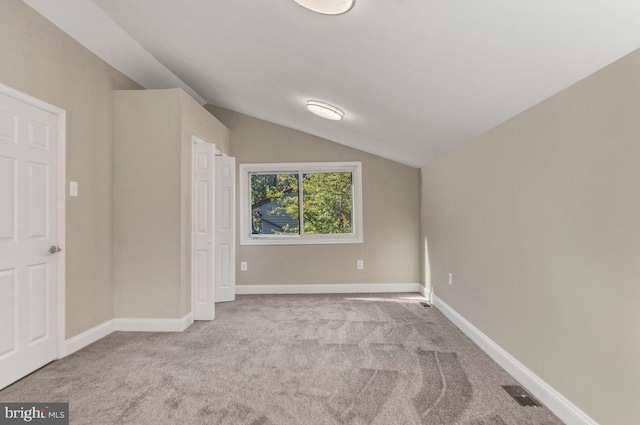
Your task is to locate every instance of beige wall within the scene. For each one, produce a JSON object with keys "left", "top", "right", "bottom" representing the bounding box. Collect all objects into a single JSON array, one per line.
[
  {"left": 204, "top": 105, "right": 420, "bottom": 286},
  {"left": 0, "top": 1, "right": 142, "bottom": 338},
  {"left": 420, "top": 49, "right": 640, "bottom": 425},
  {"left": 114, "top": 90, "right": 182, "bottom": 319},
  {"left": 115, "top": 89, "right": 229, "bottom": 319}
]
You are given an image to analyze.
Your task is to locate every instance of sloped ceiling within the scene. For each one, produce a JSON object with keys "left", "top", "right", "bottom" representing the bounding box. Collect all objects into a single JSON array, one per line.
[{"left": 26, "top": 0, "right": 640, "bottom": 167}]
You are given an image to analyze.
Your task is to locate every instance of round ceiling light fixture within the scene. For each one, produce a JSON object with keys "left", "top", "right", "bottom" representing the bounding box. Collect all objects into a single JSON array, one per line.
[
  {"left": 293, "top": 0, "right": 356, "bottom": 15},
  {"left": 306, "top": 100, "right": 345, "bottom": 121}
]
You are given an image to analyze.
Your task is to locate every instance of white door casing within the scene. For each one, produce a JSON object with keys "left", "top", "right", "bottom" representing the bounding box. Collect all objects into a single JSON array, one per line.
[
  {"left": 191, "top": 137, "right": 215, "bottom": 320},
  {"left": 0, "top": 83, "right": 65, "bottom": 390},
  {"left": 215, "top": 156, "right": 236, "bottom": 303}
]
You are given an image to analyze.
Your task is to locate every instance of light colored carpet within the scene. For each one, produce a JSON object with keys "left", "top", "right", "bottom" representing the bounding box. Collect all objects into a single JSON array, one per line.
[{"left": 0, "top": 293, "right": 563, "bottom": 424}]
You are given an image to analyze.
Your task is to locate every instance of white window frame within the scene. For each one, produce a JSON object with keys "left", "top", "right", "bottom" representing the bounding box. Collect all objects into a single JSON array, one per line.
[{"left": 240, "top": 162, "right": 363, "bottom": 245}]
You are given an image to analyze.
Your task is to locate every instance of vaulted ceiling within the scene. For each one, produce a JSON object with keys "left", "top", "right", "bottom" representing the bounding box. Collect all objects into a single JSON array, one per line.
[{"left": 26, "top": 0, "right": 640, "bottom": 167}]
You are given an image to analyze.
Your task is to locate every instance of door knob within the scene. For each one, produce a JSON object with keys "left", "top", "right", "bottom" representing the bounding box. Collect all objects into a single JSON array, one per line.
[{"left": 49, "top": 245, "right": 62, "bottom": 254}]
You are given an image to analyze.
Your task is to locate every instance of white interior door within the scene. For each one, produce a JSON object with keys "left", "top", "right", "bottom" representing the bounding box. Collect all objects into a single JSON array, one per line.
[
  {"left": 215, "top": 156, "right": 236, "bottom": 303},
  {"left": 0, "top": 85, "right": 63, "bottom": 390},
  {"left": 192, "top": 137, "right": 215, "bottom": 320}
]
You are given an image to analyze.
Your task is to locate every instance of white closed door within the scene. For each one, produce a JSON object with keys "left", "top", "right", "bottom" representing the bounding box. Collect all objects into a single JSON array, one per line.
[
  {"left": 215, "top": 156, "right": 235, "bottom": 303},
  {"left": 0, "top": 87, "right": 62, "bottom": 390},
  {"left": 192, "top": 138, "right": 215, "bottom": 320}
]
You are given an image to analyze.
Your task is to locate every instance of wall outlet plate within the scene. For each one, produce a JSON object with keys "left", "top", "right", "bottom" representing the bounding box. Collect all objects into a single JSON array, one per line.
[
  {"left": 356, "top": 260, "right": 364, "bottom": 270},
  {"left": 240, "top": 262, "right": 248, "bottom": 271},
  {"left": 69, "top": 181, "right": 78, "bottom": 197},
  {"left": 448, "top": 272, "right": 453, "bottom": 285}
]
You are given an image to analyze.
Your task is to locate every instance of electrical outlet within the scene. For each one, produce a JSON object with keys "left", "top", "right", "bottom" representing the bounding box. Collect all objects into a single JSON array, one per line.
[
  {"left": 69, "top": 181, "right": 78, "bottom": 197},
  {"left": 356, "top": 260, "right": 364, "bottom": 270},
  {"left": 240, "top": 262, "right": 248, "bottom": 271},
  {"left": 448, "top": 272, "right": 453, "bottom": 285}
]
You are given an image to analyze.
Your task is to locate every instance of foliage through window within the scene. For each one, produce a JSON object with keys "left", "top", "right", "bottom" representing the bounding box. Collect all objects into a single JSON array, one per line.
[
  {"left": 250, "top": 173, "right": 299, "bottom": 235},
  {"left": 241, "top": 163, "right": 362, "bottom": 245}
]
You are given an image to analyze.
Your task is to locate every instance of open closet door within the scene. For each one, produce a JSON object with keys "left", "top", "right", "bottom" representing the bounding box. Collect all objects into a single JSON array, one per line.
[
  {"left": 192, "top": 138, "right": 215, "bottom": 320},
  {"left": 215, "top": 156, "right": 236, "bottom": 302},
  {"left": 0, "top": 84, "right": 64, "bottom": 389}
]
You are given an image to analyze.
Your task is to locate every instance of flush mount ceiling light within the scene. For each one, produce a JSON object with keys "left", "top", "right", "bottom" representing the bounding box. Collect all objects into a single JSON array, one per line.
[
  {"left": 293, "top": 0, "right": 356, "bottom": 15},
  {"left": 306, "top": 100, "right": 345, "bottom": 121}
]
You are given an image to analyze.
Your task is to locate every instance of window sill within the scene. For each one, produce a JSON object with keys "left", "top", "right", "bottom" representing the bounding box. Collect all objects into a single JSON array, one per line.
[{"left": 241, "top": 236, "right": 363, "bottom": 246}]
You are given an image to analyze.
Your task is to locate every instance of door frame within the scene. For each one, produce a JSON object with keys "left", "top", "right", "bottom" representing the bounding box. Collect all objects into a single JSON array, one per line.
[
  {"left": 0, "top": 82, "right": 66, "bottom": 359},
  {"left": 191, "top": 135, "right": 216, "bottom": 320}
]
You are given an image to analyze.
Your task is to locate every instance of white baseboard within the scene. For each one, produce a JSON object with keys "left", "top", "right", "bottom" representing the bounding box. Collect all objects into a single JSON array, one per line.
[
  {"left": 64, "top": 319, "right": 115, "bottom": 356},
  {"left": 63, "top": 313, "right": 194, "bottom": 357},
  {"left": 114, "top": 313, "right": 194, "bottom": 332},
  {"left": 432, "top": 295, "right": 599, "bottom": 425},
  {"left": 418, "top": 284, "right": 431, "bottom": 301},
  {"left": 235, "top": 283, "right": 421, "bottom": 295}
]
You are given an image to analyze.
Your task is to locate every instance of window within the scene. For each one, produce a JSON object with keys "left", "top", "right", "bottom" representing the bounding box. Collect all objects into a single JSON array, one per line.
[{"left": 240, "top": 162, "right": 363, "bottom": 245}]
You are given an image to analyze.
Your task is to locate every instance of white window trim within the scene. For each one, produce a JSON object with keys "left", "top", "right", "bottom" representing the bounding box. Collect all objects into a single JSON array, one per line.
[{"left": 240, "top": 162, "right": 363, "bottom": 245}]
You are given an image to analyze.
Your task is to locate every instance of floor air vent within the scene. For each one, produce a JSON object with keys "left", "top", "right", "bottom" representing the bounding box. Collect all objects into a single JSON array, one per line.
[
  {"left": 419, "top": 302, "right": 431, "bottom": 308},
  {"left": 502, "top": 385, "right": 542, "bottom": 407}
]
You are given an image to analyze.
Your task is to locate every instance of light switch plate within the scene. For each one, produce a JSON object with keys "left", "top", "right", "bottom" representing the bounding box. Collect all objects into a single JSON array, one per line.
[{"left": 69, "top": 181, "right": 78, "bottom": 197}]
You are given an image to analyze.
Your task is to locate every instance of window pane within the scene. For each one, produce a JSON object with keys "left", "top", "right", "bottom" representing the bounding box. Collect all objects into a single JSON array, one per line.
[
  {"left": 250, "top": 173, "right": 299, "bottom": 235},
  {"left": 302, "top": 172, "right": 353, "bottom": 234}
]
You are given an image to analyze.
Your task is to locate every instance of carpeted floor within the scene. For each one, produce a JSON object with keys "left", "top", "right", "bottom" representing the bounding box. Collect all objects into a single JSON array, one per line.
[{"left": 0, "top": 294, "right": 563, "bottom": 424}]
